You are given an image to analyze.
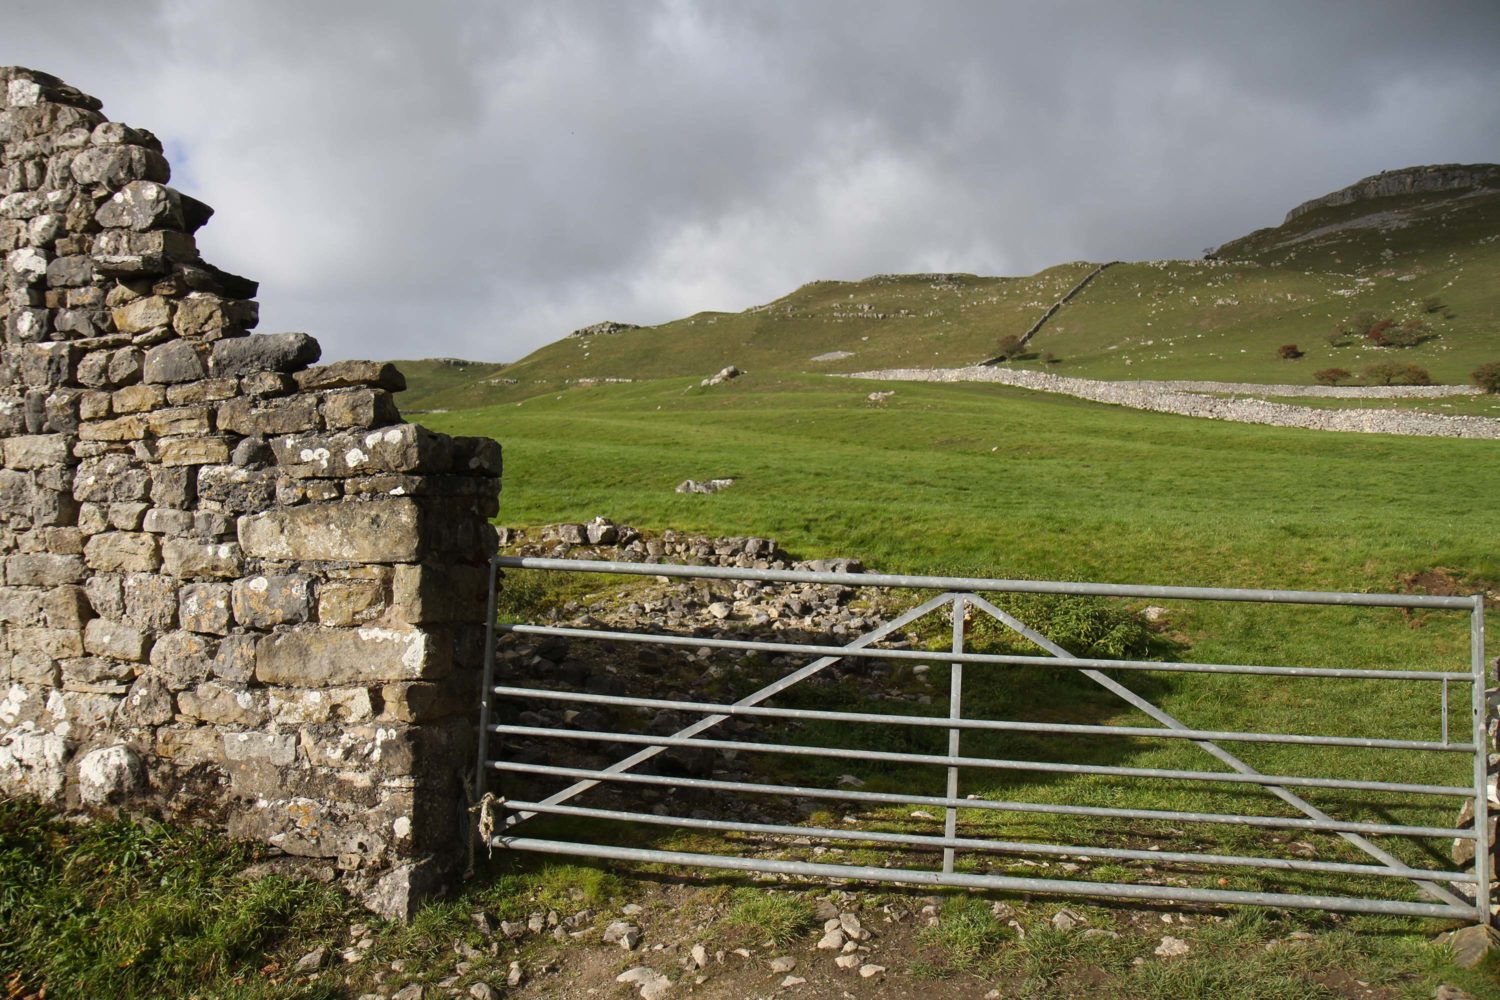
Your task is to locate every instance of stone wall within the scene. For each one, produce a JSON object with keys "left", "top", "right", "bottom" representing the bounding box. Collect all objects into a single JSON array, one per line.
[
  {"left": 0, "top": 67, "right": 500, "bottom": 917},
  {"left": 839, "top": 366, "right": 1500, "bottom": 439}
]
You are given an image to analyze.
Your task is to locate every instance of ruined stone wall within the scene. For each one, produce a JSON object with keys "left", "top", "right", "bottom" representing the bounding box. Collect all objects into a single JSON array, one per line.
[{"left": 0, "top": 67, "right": 500, "bottom": 917}]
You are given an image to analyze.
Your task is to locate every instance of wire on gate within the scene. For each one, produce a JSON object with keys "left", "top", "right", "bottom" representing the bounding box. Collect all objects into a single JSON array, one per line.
[{"left": 470, "top": 792, "right": 504, "bottom": 860}]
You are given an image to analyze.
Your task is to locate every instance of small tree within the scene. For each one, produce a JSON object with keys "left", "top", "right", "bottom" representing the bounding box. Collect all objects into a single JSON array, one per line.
[
  {"left": 1278, "top": 344, "right": 1303, "bottom": 360},
  {"left": 993, "top": 335, "right": 1025, "bottom": 361},
  {"left": 1472, "top": 361, "right": 1500, "bottom": 393},
  {"left": 1363, "top": 361, "right": 1431, "bottom": 386},
  {"left": 1314, "top": 367, "right": 1351, "bottom": 386}
]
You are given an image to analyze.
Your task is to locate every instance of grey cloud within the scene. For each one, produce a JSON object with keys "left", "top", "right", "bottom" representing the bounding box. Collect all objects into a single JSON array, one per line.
[{"left": 5, "top": 0, "right": 1500, "bottom": 361}]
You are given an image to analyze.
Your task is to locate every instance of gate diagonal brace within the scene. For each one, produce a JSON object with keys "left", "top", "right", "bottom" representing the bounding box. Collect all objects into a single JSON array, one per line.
[
  {"left": 502, "top": 591, "right": 959, "bottom": 828},
  {"left": 964, "top": 593, "right": 1470, "bottom": 911}
]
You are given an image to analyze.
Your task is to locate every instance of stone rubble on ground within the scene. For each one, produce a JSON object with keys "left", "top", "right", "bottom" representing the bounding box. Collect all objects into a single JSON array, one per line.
[{"left": 699, "top": 365, "right": 741, "bottom": 388}]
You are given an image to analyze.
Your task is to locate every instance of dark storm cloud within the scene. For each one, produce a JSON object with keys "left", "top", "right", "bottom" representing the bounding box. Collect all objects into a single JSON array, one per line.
[{"left": 6, "top": 1, "right": 1500, "bottom": 361}]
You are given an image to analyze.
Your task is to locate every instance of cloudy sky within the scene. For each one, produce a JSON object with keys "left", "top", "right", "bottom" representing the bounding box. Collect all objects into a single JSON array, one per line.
[{"left": 7, "top": 1, "right": 1500, "bottom": 362}]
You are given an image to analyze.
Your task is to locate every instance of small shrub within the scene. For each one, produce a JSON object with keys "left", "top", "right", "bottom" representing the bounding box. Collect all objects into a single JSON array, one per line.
[
  {"left": 1313, "top": 367, "right": 1351, "bottom": 386},
  {"left": 1362, "top": 361, "right": 1431, "bottom": 386},
  {"left": 1277, "top": 344, "right": 1302, "bottom": 360},
  {"left": 1472, "top": 361, "right": 1500, "bottom": 393},
  {"left": 1042, "top": 351, "right": 1059, "bottom": 365},
  {"left": 993, "top": 335, "right": 1025, "bottom": 361},
  {"left": 1324, "top": 328, "right": 1351, "bottom": 348},
  {"left": 1421, "top": 295, "right": 1444, "bottom": 313}
]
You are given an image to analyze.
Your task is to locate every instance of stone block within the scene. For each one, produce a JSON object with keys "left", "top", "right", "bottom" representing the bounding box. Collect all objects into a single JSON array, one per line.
[
  {"left": 142, "top": 340, "right": 206, "bottom": 384},
  {"left": 295, "top": 361, "right": 406, "bottom": 393},
  {"left": 238, "top": 499, "right": 421, "bottom": 563},
  {"left": 149, "top": 465, "right": 195, "bottom": 508},
  {"left": 94, "top": 180, "right": 183, "bottom": 231},
  {"left": 172, "top": 293, "right": 253, "bottom": 339},
  {"left": 60, "top": 657, "right": 134, "bottom": 694},
  {"left": 82, "top": 618, "right": 151, "bottom": 661},
  {"left": 6, "top": 552, "right": 86, "bottom": 585},
  {"left": 209, "top": 332, "right": 320, "bottom": 377},
  {"left": 156, "top": 436, "right": 231, "bottom": 466},
  {"left": 231, "top": 573, "right": 313, "bottom": 627},
  {"left": 70, "top": 144, "right": 169, "bottom": 187},
  {"left": 316, "top": 577, "right": 387, "bottom": 626},
  {"left": 40, "top": 586, "right": 91, "bottom": 628},
  {"left": 141, "top": 507, "right": 194, "bottom": 536},
  {"left": 271, "top": 423, "right": 450, "bottom": 478},
  {"left": 177, "top": 680, "right": 267, "bottom": 727},
  {"left": 77, "top": 413, "right": 148, "bottom": 442},
  {"left": 166, "top": 377, "right": 237, "bottom": 405},
  {"left": 77, "top": 390, "right": 111, "bottom": 420},
  {"left": 161, "top": 538, "right": 242, "bottom": 579},
  {"left": 381, "top": 680, "right": 467, "bottom": 724},
  {"left": 8, "top": 627, "right": 85, "bottom": 659},
  {"left": 154, "top": 725, "right": 221, "bottom": 761},
  {"left": 74, "top": 453, "right": 150, "bottom": 502},
  {"left": 222, "top": 731, "right": 297, "bottom": 767},
  {"left": 216, "top": 394, "right": 320, "bottom": 436},
  {"left": 268, "top": 686, "right": 375, "bottom": 725},
  {"left": 106, "top": 501, "right": 149, "bottom": 530},
  {"left": 119, "top": 673, "right": 175, "bottom": 727},
  {"left": 122, "top": 572, "right": 178, "bottom": 629},
  {"left": 2, "top": 434, "right": 69, "bottom": 469},
  {"left": 111, "top": 294, "right": 173, "bottom": 333},
  {"left": 179, "top": 581, "right": 232, "bottom": 635},
  {"left": 391, "top": 562, "right": 489, "bottom": 624},
  {"left": 148, "top": 631, "right": 215, "bottom": 690},
  {"left": 146, "top": 406, "right": 212, "bottom": 437},
  {"left": 84, "top": 531, "right": 160, "bottom": 573},
  {"left": 321, "top": 388, "right": 399, "bottom": 430},
  {"left": 255, "top": 626, "right": 448, "bottom": 686},
  {"left": 196, "top": 465, "right": 273, "bottom": 512},
  {"left": 213, "top": 633, "right": 256, "bottom": 682},
  {"left": 110, "top": 383, "right": 166, "bottom": 413}
]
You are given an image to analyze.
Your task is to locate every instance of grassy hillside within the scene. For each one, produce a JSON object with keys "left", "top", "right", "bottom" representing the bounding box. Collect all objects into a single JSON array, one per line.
[
  {"left": 396, "top": 167, "right": 1500, "bottom": 410},
  {"left": 386, "top": 357, "right": 510, "bottom": 413}
]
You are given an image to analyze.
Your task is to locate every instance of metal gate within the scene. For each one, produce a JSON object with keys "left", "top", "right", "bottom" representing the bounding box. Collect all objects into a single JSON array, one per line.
[{"left": 476, "top": 556, "right": 1490, "bottom": 922}]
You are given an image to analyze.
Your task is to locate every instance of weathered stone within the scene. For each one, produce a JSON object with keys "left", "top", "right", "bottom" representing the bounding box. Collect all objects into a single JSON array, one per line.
[
  {"left": 231, "top": 574, "right": 313, "bottom": 627},
  {"left": 213, "top": 633, "right": 256, "bottom": 682},
  {"left": 71, "top": 145, "right": 169, "bottom": 187},
  {"left": 209, "top": 332, "right": 320, "bottom": 377},
  {"left": 221, "top": 731, "right": 296, "bottom": 767},
  {"left": 112, "top": 294, "right": 173, "bottom": 334},
  {"left": 179, "top": 581, "right": 231, "bottom": 635},
  {"left": 8, "top": 627, "right": 85, "bottom": 659},
  {"left": 238, "top": 499, "right": 422, "bottom": 563},
  {"left": 122, "top": 572, "right": 178, "bottom": 629},
  {"left": 95, "top": 181, "right": 183, "bottom": 231},
  {"left": 195, "top": 465, "right": 273, "bottom": 512},
  {"left": 382, "top": 681, "right": 465, "bottom": 724},
  {"left": 216, "top": 394, "right": 320, "bottom": 436},
  {"left": 156, "top": 436, "right": 232, "bottom": 467},
  {"left": 84, "top": 532, "right": 160, "bottom": 572},
  {"left": 178, "top": 680, "right": 267, "bottom": 726},
  {"left": 255, "top": 627, "right": 449, "bottom": 686},
  {"left": 61, "top": 657, "right": 133, "bottom": 694},
  {"left": 391, "top": 563, "right": 488, "bottom": 624},
  {"left": 141, "top": 507, "right": 194, "bottom": 536},
  {"left": 148, "top": 631, "right": 216, "bottom": 690},
  {"left": 321, "top": 388, "right": 399, "bottom": 430},
  {"left": 295, "top": 361, "right": 406, "bottom": 393},
  {"left": 142, "top": 340, "right": 206, "bottom": 384},
  {"left": 111, "top": 383, "right": 166, "bottom": 414},
  {"left": 271, "top": 423, "right": 451, "bottom": 478},
  {"left": 160, "top": 538, "right": 242, "bottom": 579},
  {"left": 173, "top": 293, "right": 256, "bottom": 339},
  {"left": 83, "top": 618, "right": 151, "bottom": 661},
  {"left": 77, "top": 413, "right": 148, "bottom": 442},
  {"left": 316, "top": 577, "right": 386, "bottom": 626},
  {"left": 2, "top": 433, "right": 69, "bottom": 469},
  {"left": 6, "top": 552, "right": 86, "bottom": 585},
  {"left": 165, "top": 377, "right": 237, "bottom": 405},
  {"left": 75, "top": 453, "right": 149, "bottom": 502},
  {"left": 119, "top": 673, "right": 175, "bottom": 726},
  {"left": 145, "top": 406, "right": 212, "bottom": 437},
  {"left": 268, "top": 686, "right": 374, "bottom": 725},
  {"left": 0, "top": 727, "right": 68, "bottom": 801},
  {"left": 106, "top": 501, "right": 149, "bottom": 530}
]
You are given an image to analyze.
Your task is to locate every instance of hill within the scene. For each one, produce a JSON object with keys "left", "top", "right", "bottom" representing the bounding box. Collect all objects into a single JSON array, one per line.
[{"left": 394, "top": 164, "right": 1500, "bottom": 408}]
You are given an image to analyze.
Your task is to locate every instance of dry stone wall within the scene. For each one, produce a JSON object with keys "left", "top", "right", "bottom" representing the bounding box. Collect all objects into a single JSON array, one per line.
[{"left": 0, "top": 67, "right": 500, "bottom": 918}]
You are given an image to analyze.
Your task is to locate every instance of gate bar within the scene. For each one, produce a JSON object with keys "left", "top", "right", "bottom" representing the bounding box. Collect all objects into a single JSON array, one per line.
[
  {"left": 1471, "top": 596, "right": 1491, "bottom": 922},
  {"left": 501, "top": 592, "right": 955, "bottom": 827},
  {"left": 491, "top": 685, "right": 1475, "bottom": 752},
  {"left": 943, "top": 597, "right": 965, "bottom": 873},
  {"left": 499, "top": 838, "right": 1475, "bottom": 920},
  {"left": 500, "top": 623, "right": 1470, "bottom": 681},
  {"left": 489, "top": 761, "right": 1471, "bottom": 840},
  {"left": 502, "top": 799, "right": 1478, "bottom": 884},
  {"left": 488, "top": 723, "right": 1472, "bottom": 797},
  {"left": 969, "top": 594, "right": 1478, "bottom": 914},
  {"left": 495, "top": 556, "right": 1475, "bottom": 609}
]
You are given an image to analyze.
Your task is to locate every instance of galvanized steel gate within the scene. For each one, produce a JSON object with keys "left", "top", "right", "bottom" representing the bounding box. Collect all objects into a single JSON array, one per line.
[{"left": 476, "top": 556, "right": 1490, "bottom": 922}]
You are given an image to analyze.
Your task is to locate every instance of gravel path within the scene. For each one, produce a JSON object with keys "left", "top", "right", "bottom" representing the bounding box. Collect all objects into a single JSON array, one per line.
[{"left": 838, "top": 366, "right": 1500, "bottom": 439}]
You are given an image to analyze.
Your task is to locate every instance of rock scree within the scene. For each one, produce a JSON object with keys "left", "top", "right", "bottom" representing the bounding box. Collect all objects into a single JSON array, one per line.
[{"left": 0, "top": 66, "right": 502, "bottom": 918}]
